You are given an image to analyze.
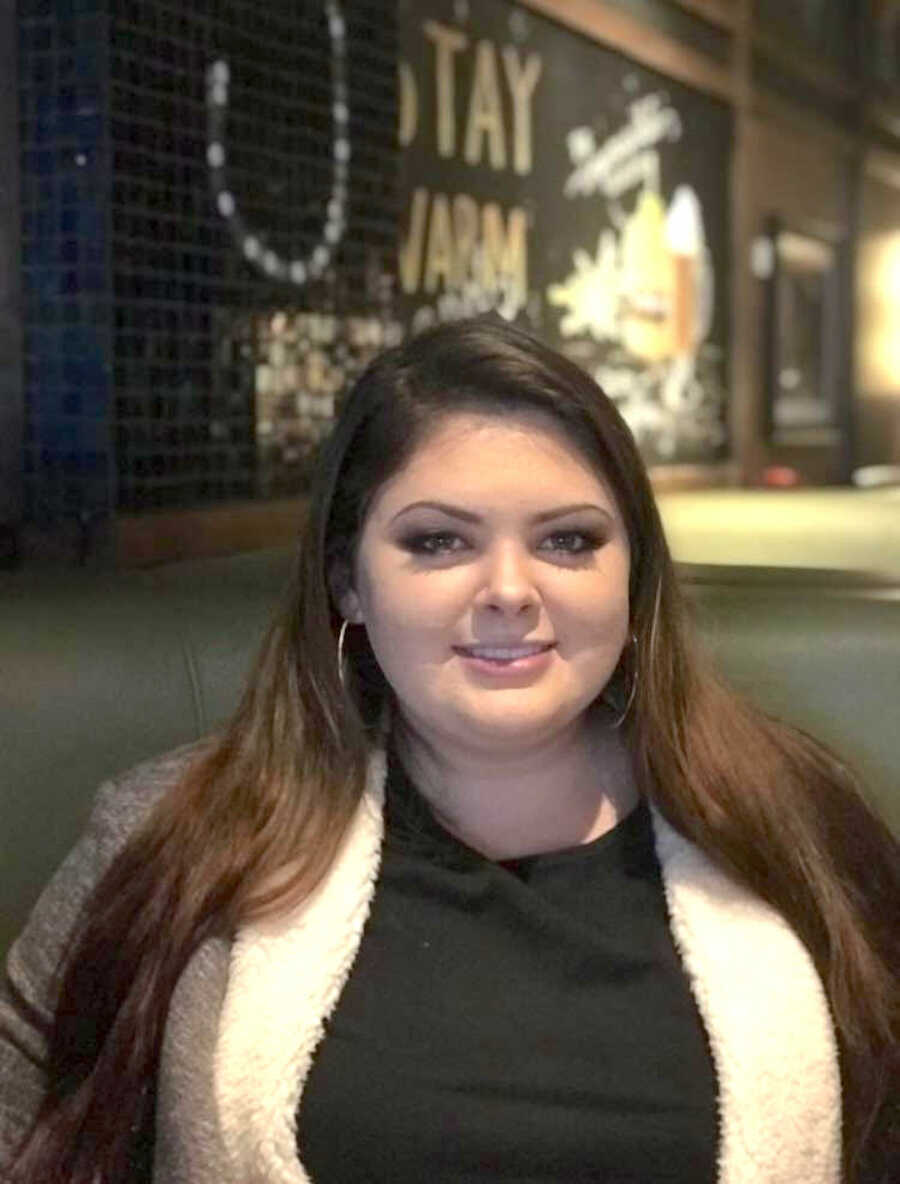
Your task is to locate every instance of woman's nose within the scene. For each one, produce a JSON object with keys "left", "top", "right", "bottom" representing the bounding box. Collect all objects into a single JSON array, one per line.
[{"left": 475, "top": 540, "right": 540, "bottom": 612}]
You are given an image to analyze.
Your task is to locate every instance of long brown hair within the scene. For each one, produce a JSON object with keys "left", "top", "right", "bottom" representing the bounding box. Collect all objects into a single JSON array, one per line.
[{"left": 11, "top": 316, "right": 899, "bottom": 1182}]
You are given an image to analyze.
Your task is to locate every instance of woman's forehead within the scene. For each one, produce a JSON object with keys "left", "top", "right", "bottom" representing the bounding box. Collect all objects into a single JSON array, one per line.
[
  {"left": 404, "top": 409, "right": 600, "bottom": 473},
  {"left": 367, "top": 410, "right": 621, "bottom": 520}
]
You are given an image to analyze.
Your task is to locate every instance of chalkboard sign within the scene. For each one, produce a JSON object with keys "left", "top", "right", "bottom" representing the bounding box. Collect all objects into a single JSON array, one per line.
[{"left": 398, "top": 0, "right": 733, "bottom": 465}]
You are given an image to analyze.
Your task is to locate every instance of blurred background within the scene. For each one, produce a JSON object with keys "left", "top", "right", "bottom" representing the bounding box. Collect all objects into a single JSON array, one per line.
[
  {"left": 1, "top": 0, "right": 899, "bottom": 576},
  {"left": 5, "top": 0, "right": 900, "bottom": 949}
]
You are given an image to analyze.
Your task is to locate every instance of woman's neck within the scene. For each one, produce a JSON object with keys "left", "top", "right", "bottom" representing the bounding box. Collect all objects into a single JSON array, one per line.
[{"left": 389, "top": 711, "right": 639, "bottom": 861}]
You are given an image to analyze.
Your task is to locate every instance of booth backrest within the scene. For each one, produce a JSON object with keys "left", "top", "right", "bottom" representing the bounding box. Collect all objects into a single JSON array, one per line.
[{"left": 2, "top": 549, "right": 899, "bottom": 958}]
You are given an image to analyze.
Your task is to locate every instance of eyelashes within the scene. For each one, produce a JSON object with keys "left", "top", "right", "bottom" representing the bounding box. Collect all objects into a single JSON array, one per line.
[{"left": 399, "top": 529, "right": 606, "bottom": 559}]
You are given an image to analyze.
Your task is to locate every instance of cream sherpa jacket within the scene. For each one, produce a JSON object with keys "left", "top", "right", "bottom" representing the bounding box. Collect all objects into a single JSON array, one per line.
[{"left": 0, "top": 737, "right": 842, "bottom": 1183}]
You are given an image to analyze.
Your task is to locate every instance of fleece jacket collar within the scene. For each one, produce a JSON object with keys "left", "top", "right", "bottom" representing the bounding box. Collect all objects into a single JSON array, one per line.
[{"left": 211, "top": 738, "right": 841, "bottom": 1184}]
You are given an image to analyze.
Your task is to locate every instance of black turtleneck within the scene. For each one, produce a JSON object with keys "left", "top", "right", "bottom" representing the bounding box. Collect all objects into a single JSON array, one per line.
[{"left": 296, "top": 743, "right": 718, "bottom": 1182}]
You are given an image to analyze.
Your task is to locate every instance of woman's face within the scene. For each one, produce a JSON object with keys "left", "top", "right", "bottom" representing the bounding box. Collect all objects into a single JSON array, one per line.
[{"left": 335, "top": 410, "right": 631, "bottom": 754}]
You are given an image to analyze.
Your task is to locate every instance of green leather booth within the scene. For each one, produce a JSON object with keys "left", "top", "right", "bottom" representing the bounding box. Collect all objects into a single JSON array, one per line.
[{"left": 1, "top": 549, "right": 898, "bottom": 959}]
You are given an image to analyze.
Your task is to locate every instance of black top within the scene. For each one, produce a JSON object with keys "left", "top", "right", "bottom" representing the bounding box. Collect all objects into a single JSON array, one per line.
[{"left": 296, "top": 744, "right": 718, "bottom": 1182}]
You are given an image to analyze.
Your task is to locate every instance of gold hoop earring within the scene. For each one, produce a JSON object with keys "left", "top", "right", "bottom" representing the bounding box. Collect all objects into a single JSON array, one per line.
[
  {"left": 609, "top": 632, "right": 638, "bottom": 729},
  {"left": 337, "top": 619, "right": 351, "bottom": 691}
]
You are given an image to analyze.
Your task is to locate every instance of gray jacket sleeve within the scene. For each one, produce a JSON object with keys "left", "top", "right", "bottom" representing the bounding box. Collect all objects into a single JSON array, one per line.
[{"left": 0, "top": 745, "right": 202, "bottom": 1164}]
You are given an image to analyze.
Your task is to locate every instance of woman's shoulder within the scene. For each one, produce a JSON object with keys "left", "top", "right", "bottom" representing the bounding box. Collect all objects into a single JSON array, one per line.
[
  {"left": 4, "top": 741, "right": 214, "bottom": 1002},
  {"left": 0, "top": 740, "right": 216, "bottom": 1161},
  {"left": 89, "top": 738, "right": 213, "bottom": 846}
]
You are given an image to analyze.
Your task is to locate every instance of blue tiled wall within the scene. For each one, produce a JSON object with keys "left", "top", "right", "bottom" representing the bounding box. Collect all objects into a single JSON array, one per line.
[
  {"left": 16, "top": 0, "right": 398, "bottom": 535},
  {"left": 18, "top": 0, "right": 114, "bottom": 535}
]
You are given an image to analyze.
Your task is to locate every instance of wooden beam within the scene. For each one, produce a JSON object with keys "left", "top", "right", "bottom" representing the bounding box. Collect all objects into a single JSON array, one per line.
[
  {"left": 751, "top": 86, "right": 857, "bottom": 156},
  {"left": 867, "top": 96, "right": 900, "bottom": 141},
  {"left": 518, "top": 0, "right": 734, "bottom": 102},
  {"left": 650, "top": 462, "right": 742, "bottom": 490},
  {"left": 729, "top": 0, "right": 755, "bottom": 484},
  {"left": 752, "top": 27, "right": 859, "bottom": 102},
  {"left": 864, "top": 144, "right": 900, "bottom": 191},
  {"left": 670, "top": 0, "right": 737, "bottom": 32}
]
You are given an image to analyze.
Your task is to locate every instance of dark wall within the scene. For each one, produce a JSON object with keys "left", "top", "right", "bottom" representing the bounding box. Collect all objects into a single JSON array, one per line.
[
  {"left": 17, "top": 0, "right": 114, "bottom": 559},
  {"left": 108, "top": 0, "right": 399, "bottom": 513},
  {"left": 16, "top": 0, "right": 399, "bottom": 560},
  {"left": 0, "top": 0, "right": 23, "bottom": 559}
]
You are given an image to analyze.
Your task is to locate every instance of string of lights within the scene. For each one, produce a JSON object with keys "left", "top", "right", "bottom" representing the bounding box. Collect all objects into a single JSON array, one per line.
[{"left": 205, "top": 0, "right": 350, "bottom": 288}]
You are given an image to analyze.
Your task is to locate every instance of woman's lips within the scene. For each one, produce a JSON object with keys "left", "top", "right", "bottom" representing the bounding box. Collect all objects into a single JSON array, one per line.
[{"left": 453, "top": 645, "right": 555, "bottom": 678}]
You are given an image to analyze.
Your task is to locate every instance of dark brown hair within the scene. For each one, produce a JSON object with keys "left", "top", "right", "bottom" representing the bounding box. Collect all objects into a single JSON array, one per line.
[{"left": 11, "top": 316, "right": 899, "bottom": 1182}]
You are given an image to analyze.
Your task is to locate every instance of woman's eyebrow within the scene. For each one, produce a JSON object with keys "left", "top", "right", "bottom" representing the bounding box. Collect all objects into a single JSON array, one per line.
[{"left": 390, "top": 500, "right": 612, "bottom": 524}]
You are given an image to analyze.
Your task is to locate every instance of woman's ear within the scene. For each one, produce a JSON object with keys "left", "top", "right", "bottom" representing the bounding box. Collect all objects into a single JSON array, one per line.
[
  {"left": 339, "top": 593, "right": 363, "bottom": 624},
  {"left": 328, "top": 560, "right": 363, "bottom": 623}
]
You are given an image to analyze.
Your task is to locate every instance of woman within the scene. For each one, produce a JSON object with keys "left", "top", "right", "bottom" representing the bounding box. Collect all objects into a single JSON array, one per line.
[{"left": 1, "top": 316, "right": 897, "bottom": 1183}]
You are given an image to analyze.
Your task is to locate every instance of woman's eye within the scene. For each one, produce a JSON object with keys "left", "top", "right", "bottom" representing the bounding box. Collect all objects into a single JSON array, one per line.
[
  {"left": 541, "top": 530, "right": 602, "bottom": 555},
  {"left": 403, "top": 531, "right": 464, "bottom": 555}
]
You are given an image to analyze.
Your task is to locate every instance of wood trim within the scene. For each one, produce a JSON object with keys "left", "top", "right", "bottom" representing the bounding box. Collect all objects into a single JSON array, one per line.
[
  {"left": 116, "top": 498, "right": 305, "bottom": 567},
  {"left": 770, "top": 426, "right": 844, "bottom": 450},
  {"left": 649, "top": 462, "right": 742, "bottom": 490},
  {"left": 864, "top": 144, "right": 900, "bottom": 189},
  {"left": 867, "top": 96, "right": 900, "bottom": 141},
  {"left": 670, "top": 0, "right": 736, "bottom": 32},
  {"left": 773, "top": 213, "right": 846, "bottom": 248},
  {"left": 517, "top": 0, "right": 734, "bottom": 102},
  {"left": 751, "top": 86, "right": 858, "bottom": 156},
  {"left": 729, "top": 0, "right": 754, "bottom": 484},
  {"left": 752, "top": 27, "right": 859, "bottom": 102}
]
